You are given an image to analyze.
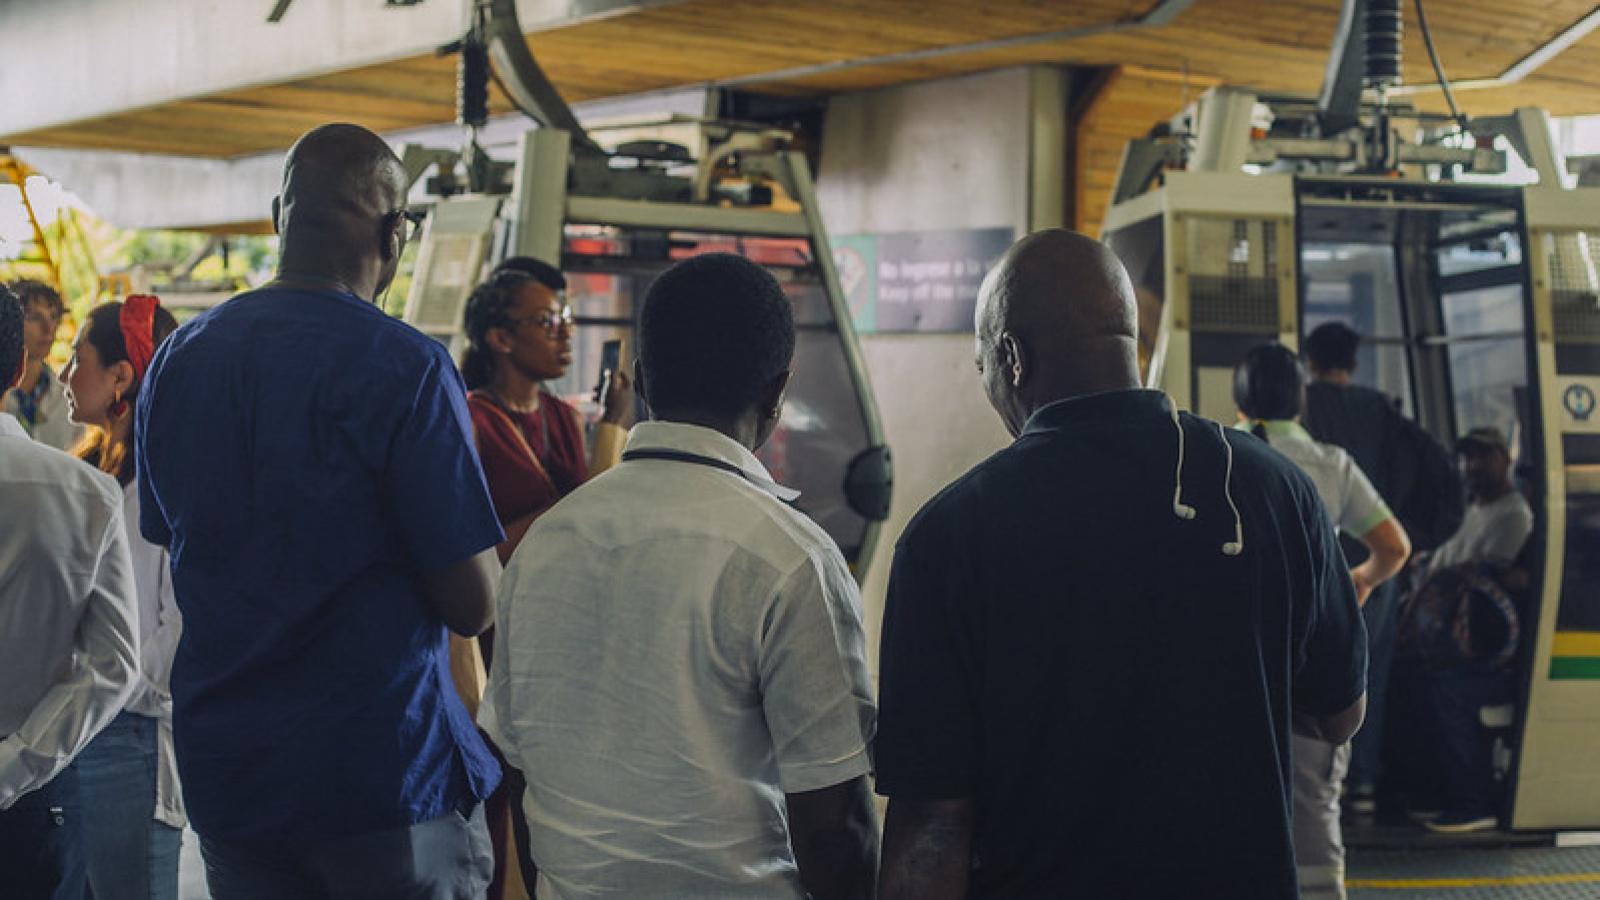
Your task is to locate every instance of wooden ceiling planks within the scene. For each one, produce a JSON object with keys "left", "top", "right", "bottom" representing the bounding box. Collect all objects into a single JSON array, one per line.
[
  {"left": 4, "top": 0, "right": 1600, "bottom": 158},
  {"left": 1074, "top": 66, "right": 1214, "bottom": 238}
]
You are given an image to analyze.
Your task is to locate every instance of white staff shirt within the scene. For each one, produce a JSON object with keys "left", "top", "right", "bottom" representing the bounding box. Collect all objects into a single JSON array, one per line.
[
  {"left": 1253, "top": 420, "right": 1392, "bottom": 537},
  {"left": 1428, "top": 490, "right": 1534, "bottom": 573},
  {"left": 0, "top": 412, "right": 140, "bottom": 807},
  {"left": 482, "top": 421, "right": 876, "bottom": 900}
]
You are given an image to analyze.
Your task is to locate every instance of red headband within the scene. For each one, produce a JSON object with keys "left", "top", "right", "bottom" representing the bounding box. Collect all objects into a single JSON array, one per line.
[{"left": 120, "top": 295, "right": 161, "bottom": 382}]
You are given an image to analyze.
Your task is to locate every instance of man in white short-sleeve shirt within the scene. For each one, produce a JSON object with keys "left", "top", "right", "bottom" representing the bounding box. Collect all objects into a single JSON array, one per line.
[
  {"left": 482, "top": 254, "right": 877, "bottom": 900},
  {"left": 0, "top": 285, "right": 141, "bottom": 897}
]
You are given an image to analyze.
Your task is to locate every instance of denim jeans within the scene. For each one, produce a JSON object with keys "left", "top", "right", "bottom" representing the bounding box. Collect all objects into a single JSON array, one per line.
[
  {"left": 0, "top": 761, "right": 86, "bottom": 900},
  {"left": 1347, "top": 578, "right": 1401, "bottom": 791},
  {"left": 201, "top": 802, "right": 493, "bottom": 900},
  {"left": 74, "top": 710, "right": 182, "bottom": 900},
  {"left": 1388, "top": 657, "right": 1514, "bottom": 817}
]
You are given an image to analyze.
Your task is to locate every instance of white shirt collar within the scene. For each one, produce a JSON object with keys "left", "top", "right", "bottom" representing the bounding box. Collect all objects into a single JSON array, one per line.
[
  {"left": 624, "top": 421, "right": 801, "bottom": 503},
  {"left": 0, "top": 412, "right": 28, "bottom": 440}
]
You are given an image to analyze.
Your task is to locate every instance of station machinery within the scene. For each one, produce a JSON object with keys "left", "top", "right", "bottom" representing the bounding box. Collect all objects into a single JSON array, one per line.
[
  {"left": 394, "top": 0, "right": 891, "bottom": 577},
  {"left": 1101, "top": 0, "right": 1600, "bottom": 830}
]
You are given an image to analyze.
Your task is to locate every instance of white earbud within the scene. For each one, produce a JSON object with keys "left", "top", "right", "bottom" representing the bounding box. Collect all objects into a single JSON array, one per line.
[
  {"left": 1170, "top": 401, "right": 1196, "bottom": 520},
  {"left": 1222, "top": 526, "right": 1244, "bottom": 556},
  {"left": 1218, "top": 421, "right": 1244, "bottom": 557}
]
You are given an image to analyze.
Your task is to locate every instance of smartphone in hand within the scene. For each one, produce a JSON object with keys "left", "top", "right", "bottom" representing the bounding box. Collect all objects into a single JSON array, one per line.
[{"left": 594, "top": 338, "right": 624, "bottom": 403}]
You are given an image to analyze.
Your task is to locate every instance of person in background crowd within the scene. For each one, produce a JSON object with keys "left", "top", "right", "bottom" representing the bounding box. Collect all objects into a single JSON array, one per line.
[
  {"left": 3, "top": 280, "right": 84, "bottom": 450},
  {"left": 461, "top": 260, "right": 632, "bottom": 570},
  {"left": 1235, "top": 342, "right": 1412, "bottom": 900},
  {"left": 62, "top": 296, "right": 185, "bottom": 900},
  {"left": 482, "top": 253, "right": 878, "bottom": 900},
  {"left": 1425, "top": 428, "right": 1533, "bottom": 579},
  {"left": 135, "top": 123, "right": 503, "bottom": 899},
  {"left": 876, "top": 230, "right": 1366, "bottom": 900},
  {"left": 1302, "top": 321, "right": 1463, "bottom": 813},
  {"left": 1392, "top": 426, "right": 1534, "bottom": 834},
  {"left": 456, "top": 260, "right": 634, "bottom": 899},
  {"left": 0, "top": 284, "right": 141, "bottom": 900}
]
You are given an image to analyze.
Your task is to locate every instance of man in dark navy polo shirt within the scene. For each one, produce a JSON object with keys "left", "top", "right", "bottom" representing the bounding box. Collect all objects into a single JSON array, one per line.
[
  {"left": 136, "top": 124, "right": 504, "bottom": 898},
  {"left": 876, "top": 230, "right": 1367, "bottom": 900}
]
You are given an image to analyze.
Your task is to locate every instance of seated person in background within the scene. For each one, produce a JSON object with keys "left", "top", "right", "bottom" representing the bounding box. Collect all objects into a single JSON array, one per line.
[
  {"left": 2, "top": 280, "right": 84, "bottom": 450},
  {"left": 1425, "top": 428, "right": 1532, "bottom": 578},
  {"left": 1391, "top": 426, "right": 1533, "bottom": 835},
  {"left": 1235, "top": 343, "right": 1411, "bottom": 900},
  {"left": 482, "top": 253, "right": 878, "bottom": 900},
  {"left": 0, "top": 284, "right": 141, "bottom": 899}
]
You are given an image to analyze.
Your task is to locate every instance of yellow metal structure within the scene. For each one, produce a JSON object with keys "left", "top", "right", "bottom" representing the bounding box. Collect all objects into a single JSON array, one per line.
[{"left": 0, "top": 151, "right": 61, "bottom": 288}]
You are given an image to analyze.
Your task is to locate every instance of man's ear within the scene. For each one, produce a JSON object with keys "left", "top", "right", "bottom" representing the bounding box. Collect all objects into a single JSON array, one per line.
[
  {"left": 380, "top": 213, "right": 400, "bottom": 264},
  {"left": 761, "top": 369, "right": 793, "bottom": 418},
  {"left": 999, "top": 331, "right": 1026, "bottom": 388},
  {"left": 270, "top": 196, "right": 282, "bottom": 236},
  {"left": 632, "top": 358, "right": 649, "bottom": 411}
]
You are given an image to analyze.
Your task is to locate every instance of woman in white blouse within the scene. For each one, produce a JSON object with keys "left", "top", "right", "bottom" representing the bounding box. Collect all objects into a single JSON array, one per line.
[{"left": 63, "top": 296, "right": 184, "bottom": 899}]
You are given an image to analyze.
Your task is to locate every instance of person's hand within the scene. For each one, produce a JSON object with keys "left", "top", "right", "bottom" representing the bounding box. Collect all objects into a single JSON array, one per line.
[
  {"left": 601, "top": 368, "right": 634, "bottom": 427},
  {"left": 1349, "top": 569, "right": 1373, "bottom": 607}
]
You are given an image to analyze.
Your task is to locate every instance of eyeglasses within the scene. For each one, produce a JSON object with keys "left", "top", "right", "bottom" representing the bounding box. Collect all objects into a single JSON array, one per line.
[
  {"left": 504, "top": 305, "right": 575, "bottom": 337},
  {"left": 390, "top": 209, "right": 426, "bottom": 245}
]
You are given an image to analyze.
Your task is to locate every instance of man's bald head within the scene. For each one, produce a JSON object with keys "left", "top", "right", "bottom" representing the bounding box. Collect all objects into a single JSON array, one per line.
[
  {"left": 974, "top": 229, "right": 1143, "bottom": 435},
  {"left": 277, "top": 124, "right": 406, "bottom": 238},
  {"left": 976, "top": 229, "right": 1137, "bottom": 346},
  {"left": 272, "top": 124, "right": 410, "bottom": 301}
]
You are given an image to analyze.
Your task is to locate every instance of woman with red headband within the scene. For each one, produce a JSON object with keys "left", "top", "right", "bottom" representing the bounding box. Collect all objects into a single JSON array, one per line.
[{"left": 63, "top": 295, "right": 184, "bottom": 900}]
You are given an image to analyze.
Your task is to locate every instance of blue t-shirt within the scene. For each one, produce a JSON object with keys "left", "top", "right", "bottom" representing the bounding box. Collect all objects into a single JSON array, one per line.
[{"left": 136, "top": 286, "right": 504, "bottom": 840}]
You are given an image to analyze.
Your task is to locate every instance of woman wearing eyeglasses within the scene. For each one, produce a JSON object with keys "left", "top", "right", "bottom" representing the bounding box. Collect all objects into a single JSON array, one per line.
[
  {"left": 457, "top": 258, "right": 633, "bottom": 900},
  {"left": 461, "top": 260, "right": 633, "bottom": 568}
]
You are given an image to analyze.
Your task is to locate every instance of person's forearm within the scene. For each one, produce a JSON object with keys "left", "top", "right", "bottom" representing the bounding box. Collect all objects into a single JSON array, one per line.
[
  {"left": 1351, "top": 517, "right": 1411, "bottom": 605},
  {"left": 587, "top": 420, "right": 626, "bottom": 477},
  {"left": 880, "top": 798, "right": 974, "bottom": 900},
  {"left": 420, "top": 549, "right": 498, "bottom": 636},
  {"left": 0, "top": 565, "right": 140, "bottom": 808},
  {"left": 794, "top": 824, "right": 878, "bottom": 900},
  {"left": 496, "top": 513, "right": 537, "bottom": 565},
  {"left": 789, "top": 777, "right": 880, "bottom": 900}
]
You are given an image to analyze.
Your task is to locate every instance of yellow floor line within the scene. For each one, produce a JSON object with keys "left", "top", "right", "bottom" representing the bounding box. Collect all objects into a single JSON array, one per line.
[{"left": 1348, "top": 872, "right": 1600, "bottom": 889}]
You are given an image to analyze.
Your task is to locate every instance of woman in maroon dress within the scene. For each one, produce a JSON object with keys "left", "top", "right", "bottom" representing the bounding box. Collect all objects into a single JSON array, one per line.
[
  {"left": 462, "top": 261, "right": 632, "bottom": 566},
  {"left": 456, "top": 258, "right": 631, "bottom": 900}
]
